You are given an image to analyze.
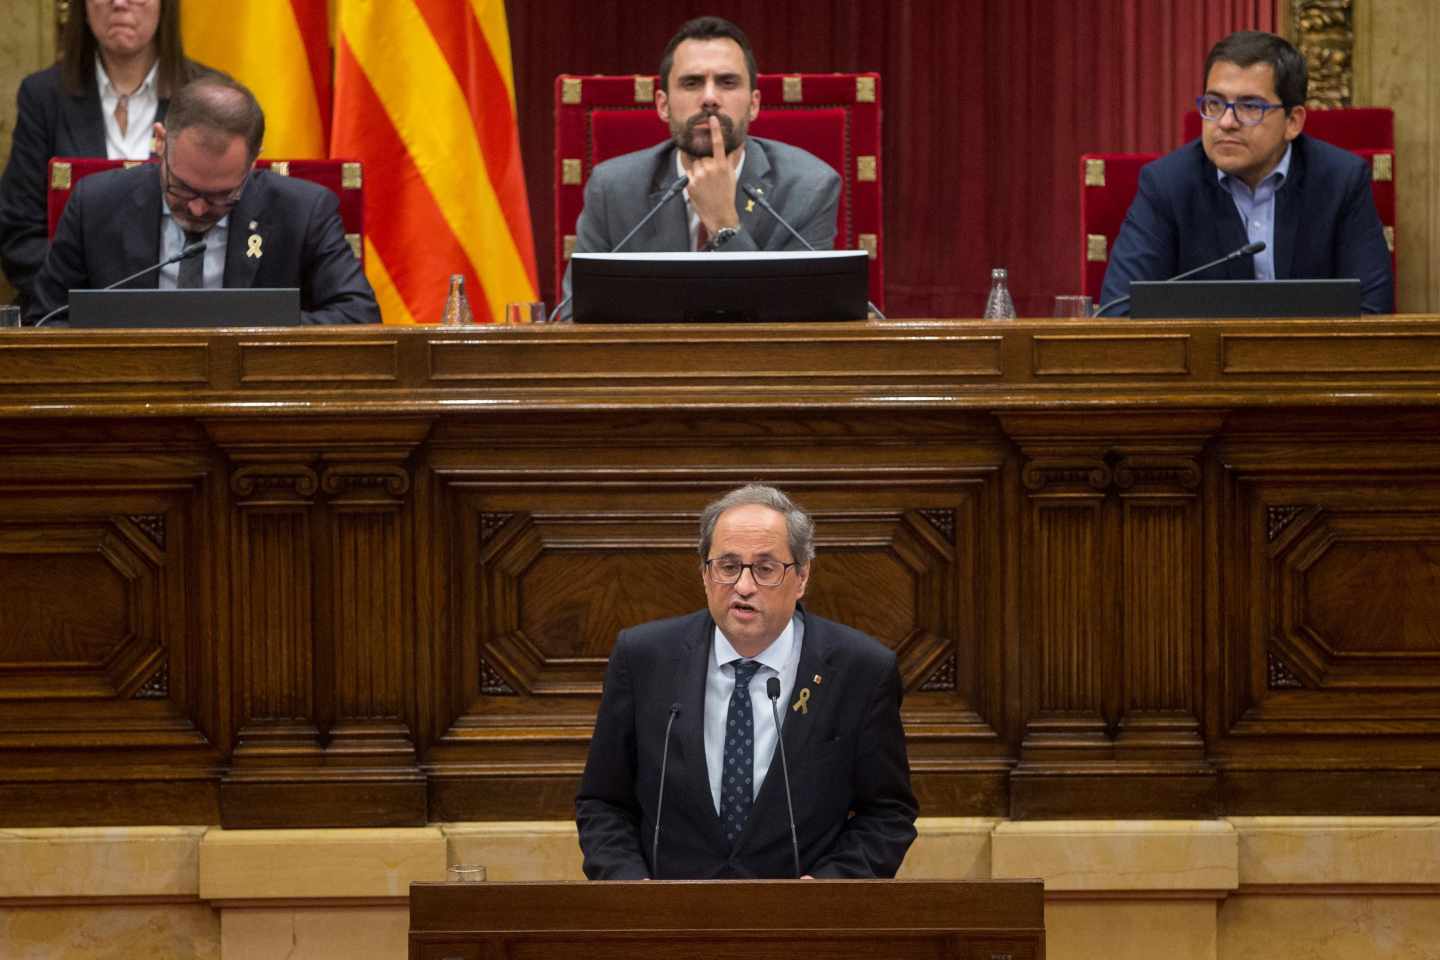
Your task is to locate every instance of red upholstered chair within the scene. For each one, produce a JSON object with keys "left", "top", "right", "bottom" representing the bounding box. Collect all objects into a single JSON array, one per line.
[
  {"left": 1078, "top": 152, "right": 1159, "bottom": 299},
  {"left": 1080, "top": 107, "right": 1398, "bottom": 301},
  {"left": 47, "top": 157, "right": 366, "bottom": 263},
  {"left": 554, "top": 73, "right": 883, "bottom": 309}
]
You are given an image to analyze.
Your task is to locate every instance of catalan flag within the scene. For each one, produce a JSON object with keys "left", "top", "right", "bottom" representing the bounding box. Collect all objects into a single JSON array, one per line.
[
  {"left": 331, "top": 0, "right": 538, "bottom": 324},
  {"left": 180, "top": 0, "right": 332, "bottom": 158}
]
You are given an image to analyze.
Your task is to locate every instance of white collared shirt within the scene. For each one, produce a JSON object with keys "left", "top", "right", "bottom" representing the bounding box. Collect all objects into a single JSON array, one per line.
[
  {"left": 704, "top": 612, "right": 802, "bottom": 815},
  {"left": 158, "top": 205, "right": 228, "bottom": 290},
  {"left": 675, "top": 145, "right": 747, "bottom": 250},
  {"left": 96, "top": 57, "right": 159, "bottom": 161}
]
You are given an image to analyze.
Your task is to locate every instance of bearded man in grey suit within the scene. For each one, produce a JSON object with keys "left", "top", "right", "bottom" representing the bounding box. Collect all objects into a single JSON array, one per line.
[{"left": 559, "top": 16, "right": 841, "bottom": 316}]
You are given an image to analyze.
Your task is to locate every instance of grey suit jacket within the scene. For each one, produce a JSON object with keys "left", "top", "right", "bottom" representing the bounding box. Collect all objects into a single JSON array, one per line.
[{"left": 560, "top": 136, "right": 841, "bottom": 315}]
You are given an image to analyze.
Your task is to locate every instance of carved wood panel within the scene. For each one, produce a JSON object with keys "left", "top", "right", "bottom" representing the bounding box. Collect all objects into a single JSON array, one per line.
[{"left": 424, "top": 411, "right": 1012, "bottom": 819}]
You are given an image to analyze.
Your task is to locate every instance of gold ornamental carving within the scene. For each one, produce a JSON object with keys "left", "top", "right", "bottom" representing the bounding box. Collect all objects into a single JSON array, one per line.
[
  {"left": 633, "top": 76, "right": 654, "bottom": 102},
  {"left": 783, "top": 76, "right": 803, "bottom": 102},
  {"left": 342, "top": 162, "right": 363, "bottom": 189},
  {"left": 563, "top": 234, "right": 577, "bottom": 260},
  {"left": 858, "top": 233, "right": 877, "bottom": 259},
  {"left": 857, "top": 156, "right": 877, "bottom": 182},
  {"left": 51, "top": 162, "right": 72, "bottom": 190},
  {"left": 1084, "top": 158, "right": 1106, "bottom": 187},
  {"left": 1086, "top": 234, "right": 1108, "bottom": 263},
  {"left": 856, "top": 76, "right": 876, "bottom": 103},
  {"left": 1372, "top": 153, "right": 1392, "bottom": 182},
  {"left": 561, "top": 158, "right": 582, "bottom": 186},
  {"left": 345, "top": 233, "right": 362, "bottom": 260},
  {"left": 1291, "top": 0, "right": 1353, "bottom": 108},
  {"left": 561, "top": 77, "right": 582, "bottom": 105}
]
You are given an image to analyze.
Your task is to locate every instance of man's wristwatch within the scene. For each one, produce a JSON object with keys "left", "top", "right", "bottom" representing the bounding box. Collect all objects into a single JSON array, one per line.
[{"left": 706, "top": 225, "right": 740, "bottom": 250}]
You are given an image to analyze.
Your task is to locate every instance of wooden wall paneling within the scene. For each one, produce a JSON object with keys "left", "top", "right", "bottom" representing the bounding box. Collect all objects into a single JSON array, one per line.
[
  {"left": 0, "top": 419, "right": 221, "bottom": 824},
  {"left": 1003, "top": 412, "right": 1221, "bottom": 818},
  {"left": 207, "top": 418, "right": 431, "bottom": 827},
  {"left": 422, "top": 410, "right": 1016, "bottom": 821},
  {"left": 1212, "top": 409, "right": 1440, "bottom": 813}
]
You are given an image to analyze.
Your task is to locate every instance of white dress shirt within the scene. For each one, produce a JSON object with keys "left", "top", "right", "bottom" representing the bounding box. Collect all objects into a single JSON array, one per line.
[
  {"left": 704, "top": 612, "right": 802, "bottom": 815},
  {"left": 96, "top": 57, "right": 159, "bottom": 161}
]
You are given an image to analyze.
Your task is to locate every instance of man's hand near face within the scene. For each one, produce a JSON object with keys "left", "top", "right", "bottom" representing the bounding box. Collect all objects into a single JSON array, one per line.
[{"left": 687, "top": 115, "right": 741, "bottom": 234}]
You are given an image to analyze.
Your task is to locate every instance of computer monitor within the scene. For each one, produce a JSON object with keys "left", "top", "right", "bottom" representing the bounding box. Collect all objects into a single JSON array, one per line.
[
  {"left": 570, "top": 250, "right": 869, "bottom": 324},
  {"left": 1129, "top": 279, "right": 1362, "bottom": 319},
  {"left": 65, "top": 288, "right": 301, "bottom": 328}
]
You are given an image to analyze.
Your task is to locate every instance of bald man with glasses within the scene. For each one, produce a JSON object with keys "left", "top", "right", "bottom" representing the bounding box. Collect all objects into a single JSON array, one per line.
[
  {"left": 576, "top": 483, "right": 917, "bottom": 880},
  {"left": 1098, "top": 30, "right": 1392, "bottom": 315},
  {"left": 28, "top": 75, "right": 378, "bottom": 325}
]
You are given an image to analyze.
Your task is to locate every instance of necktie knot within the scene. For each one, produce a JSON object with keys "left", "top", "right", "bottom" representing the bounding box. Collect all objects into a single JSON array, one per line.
[{"left": 733, "top": 659, "right": 761, "bottom": 685}]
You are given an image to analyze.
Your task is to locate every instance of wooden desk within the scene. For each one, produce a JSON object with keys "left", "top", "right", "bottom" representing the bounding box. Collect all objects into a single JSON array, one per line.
[
  {"left": 407, "top": 879, "right": 1045, "bottom": 960},
  {"left": 2, "top": 318, "right": 1439, "bottom": 827}
]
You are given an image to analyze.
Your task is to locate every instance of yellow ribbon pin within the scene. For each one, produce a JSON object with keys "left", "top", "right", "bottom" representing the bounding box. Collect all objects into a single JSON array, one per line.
[
  {"left": 744, "top": 198, "right": 756, "bottom": 213},
  {"left": 246, "top": 234, "right": 263, "bottom": 259},
  {"left": 791, "top": 688, "right": 810, "bottom": 714}
]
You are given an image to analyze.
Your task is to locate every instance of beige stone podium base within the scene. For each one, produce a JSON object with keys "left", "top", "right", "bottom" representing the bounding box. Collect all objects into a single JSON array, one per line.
[{"left": 2, "top": 818, "right": 1437, "bottom": 959}]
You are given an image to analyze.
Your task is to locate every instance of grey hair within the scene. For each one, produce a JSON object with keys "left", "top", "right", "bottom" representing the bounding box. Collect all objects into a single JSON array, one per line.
[{"left": 697, "top": 483, "right": 815, "bottom": 566}]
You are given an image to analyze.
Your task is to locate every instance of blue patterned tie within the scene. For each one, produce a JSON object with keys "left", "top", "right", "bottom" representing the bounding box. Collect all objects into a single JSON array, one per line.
[{"left": 720, "top": 659, "right": 761, "bottom": 844}]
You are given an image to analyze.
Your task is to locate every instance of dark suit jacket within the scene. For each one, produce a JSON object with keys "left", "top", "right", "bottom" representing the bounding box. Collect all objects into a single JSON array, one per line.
[
  {"left": 576, "top": 606, "right": 917, "bottom": 880},
  {"left": 559, "top": 136, "right": 841, "bottom": 315},
  {"left": 0, "top": 61, "right": 208, "bottom": 308},
  {"left": 28, "top": 164, "right": 379, "bottom": 325},
  {"left": 1099, "top": 134, "right": 1394, "bottom": 314}
]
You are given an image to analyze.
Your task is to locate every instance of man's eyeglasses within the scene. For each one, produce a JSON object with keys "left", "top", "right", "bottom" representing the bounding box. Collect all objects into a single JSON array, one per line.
[
  {"left": 1195, "top": 94, "right": 1287, "bottom": 127},
  {"left": 163, "top": 152, "right": 248, "bottom": 209},
  {"left": 704, "top": 557, "right": 798, "bottom": 587}
]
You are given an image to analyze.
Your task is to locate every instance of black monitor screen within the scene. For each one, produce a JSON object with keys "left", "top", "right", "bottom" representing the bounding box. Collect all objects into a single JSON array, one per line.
[
  {"left": 66, "top": 288, "right": 301, "bottom": 328},
  {"left": 571, "top": 251, "right": 869, "bottom": 324},
  {"left": 1129, "top": 279, "right": 1362, "bottom": 319}
]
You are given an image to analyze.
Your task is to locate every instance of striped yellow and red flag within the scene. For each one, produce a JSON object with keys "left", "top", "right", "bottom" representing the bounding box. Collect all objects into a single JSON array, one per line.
[
  {"left": 331, "top": 0, "right": 538, "bottom": 324},
  {"left": 180, "top": 0, "right": 331, "bottom": 157}
]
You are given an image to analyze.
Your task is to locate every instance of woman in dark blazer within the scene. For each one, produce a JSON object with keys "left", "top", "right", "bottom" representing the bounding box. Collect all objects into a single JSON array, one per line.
[{"left": 0, "top": 0, "right": 208, "bottom": 308}]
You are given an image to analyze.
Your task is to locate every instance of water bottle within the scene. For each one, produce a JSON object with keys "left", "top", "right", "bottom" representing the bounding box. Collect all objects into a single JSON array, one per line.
[
  {"left": 440, "top": 274, "right": 474, "bottom": 325},
  {"left": 982, "top": 268, "right": 1017, "bottom": 320}
]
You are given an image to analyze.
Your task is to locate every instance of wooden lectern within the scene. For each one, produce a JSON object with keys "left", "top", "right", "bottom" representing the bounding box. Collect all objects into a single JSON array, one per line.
[{"left": 408, "top": 879, "right": 1044, "bottom": 959}]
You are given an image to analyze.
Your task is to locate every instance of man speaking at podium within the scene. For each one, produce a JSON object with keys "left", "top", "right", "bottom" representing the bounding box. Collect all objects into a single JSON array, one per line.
[
  {"left": 1099, "top": 31, "right": 1393, "bottom": 315},
  {"left": 576, "top": 484, "right": 917, "bottom": 879},
  {"left": 559, "top": 17, "right": 841, "bottom": 315},
  {"left": 29, "top": 76, "right": 378, "bottom": 325}
]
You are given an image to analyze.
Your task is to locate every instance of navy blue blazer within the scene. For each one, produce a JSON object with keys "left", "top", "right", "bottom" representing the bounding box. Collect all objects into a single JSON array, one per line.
[
  {"left": 1099, "top": 134, "right": 1394, "bottom": 314},
  {"left": 29, "top": 164, "right": 379, "bottom": 325},
  {"left": 575, "top": 605, "right": 917, "bottom": 880}
]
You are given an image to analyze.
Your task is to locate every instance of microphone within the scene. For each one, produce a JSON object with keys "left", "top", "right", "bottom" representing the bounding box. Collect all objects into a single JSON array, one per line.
[
  {"left": 740, "top": 182, "right": 887, "bottom": 320},
  {"left": 34, "top": 240, "right": 208, "bottom": 327},
  {"left": 550, "top": 175, "right": 689, "bottom": 323},
  {"left": 766, "top": 676, "right": 801, "bottom": 879},
  {"left": 650, "top": 701, "right": 682, "bottom": 879},
  {"left": 1092, "top": 240, "right": 1266, "bottom": 318}
]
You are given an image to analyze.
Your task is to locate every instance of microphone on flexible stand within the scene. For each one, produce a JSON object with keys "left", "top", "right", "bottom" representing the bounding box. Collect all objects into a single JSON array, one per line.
[
  {"left": 766, "top": 676, "right": 801, "bottom": 879},
  {"left": 1092, "top": 240, "right": 1266, "bottom": 318},
  {"left": 33, "top": 240, "right": 208, "bottom": 328},
  {"left": 740, "top": 182, "right": 887, "bottom": 321},
  {"left": 550, "top": 175, "right": 690, "bottom": 323},
  {"left": 650, "top": 702, "right": 682, "bottom": 879}
]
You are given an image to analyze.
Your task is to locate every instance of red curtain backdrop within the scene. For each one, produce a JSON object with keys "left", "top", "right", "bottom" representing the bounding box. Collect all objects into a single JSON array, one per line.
[{"left": 507, "top": 0, "right": 1275, "bottom": 318}]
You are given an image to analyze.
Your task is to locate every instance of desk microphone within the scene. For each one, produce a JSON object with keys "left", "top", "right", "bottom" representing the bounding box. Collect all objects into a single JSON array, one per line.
[
  {"left": 650, "top": 701, "right": 682, "bottom": 879},
  {"left": 33, "top": 240, "right": 208, "bottom": 328},
  {"left": 766, "top": 676, "right": 802, "bottom": 879},
  {"left": 549, "top": 175, "right": 689, "bottom": 323},
  {"left": 1092, "top": 240, "right": 1266, "bottom": 318},
  {"left": 740, "top": 182, "right": 887, "bottom": 320}
]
